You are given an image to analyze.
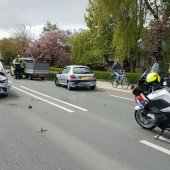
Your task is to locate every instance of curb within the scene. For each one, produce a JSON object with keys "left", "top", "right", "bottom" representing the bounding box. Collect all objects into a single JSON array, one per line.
[{"left": 96, "top": 81, "right": 132, "bottom": 93}]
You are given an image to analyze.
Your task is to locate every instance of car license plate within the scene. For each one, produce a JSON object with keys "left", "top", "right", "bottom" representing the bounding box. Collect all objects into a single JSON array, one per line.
[{"left": 81, "top": 76, "right": 90, "bottom": 80}]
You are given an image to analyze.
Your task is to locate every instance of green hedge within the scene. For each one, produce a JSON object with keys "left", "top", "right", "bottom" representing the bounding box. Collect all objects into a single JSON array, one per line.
[
  {"left": 126, "top": 73, "right": 142, "bottom": 84},
  {"left": 48, "top": 68, "right": 142, "bottom": 85},
  {"left": 93, "top": 71, "right": 142, "bottom": 84},
  {"left": 94, "top": 71, "right": 112, "bottom": 81},
  {"left": 49, "top": 67, "right": 62, "bottom": 72},
  {"left": 4, "top": 65, "right": 142, "bottom": 84}
]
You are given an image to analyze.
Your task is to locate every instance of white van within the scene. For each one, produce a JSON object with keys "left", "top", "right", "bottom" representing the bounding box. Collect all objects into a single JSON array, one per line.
[{"left": 0, "top": 61, "right": 9, "bottom": 96}]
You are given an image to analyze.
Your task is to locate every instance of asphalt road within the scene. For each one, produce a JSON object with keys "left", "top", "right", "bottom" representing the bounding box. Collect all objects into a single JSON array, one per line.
[{"left": 0, "top": 75, "right": 170, "bottom": 170}]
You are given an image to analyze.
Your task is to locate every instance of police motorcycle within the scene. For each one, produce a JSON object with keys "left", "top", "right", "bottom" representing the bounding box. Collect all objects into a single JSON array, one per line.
[{"left": 132, "top": 63, "right": 170, "bottom": 139}]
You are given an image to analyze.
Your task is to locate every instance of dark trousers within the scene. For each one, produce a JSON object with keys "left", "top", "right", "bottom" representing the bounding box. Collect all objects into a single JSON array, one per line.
[{"left": 14, "top": 70, "right": 21, "bottom": 79}]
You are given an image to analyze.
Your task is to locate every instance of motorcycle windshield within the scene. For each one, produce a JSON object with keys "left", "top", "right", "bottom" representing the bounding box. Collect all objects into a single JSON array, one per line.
[{"left": 150, "top": 63, "right": 159, "bottom": 73}]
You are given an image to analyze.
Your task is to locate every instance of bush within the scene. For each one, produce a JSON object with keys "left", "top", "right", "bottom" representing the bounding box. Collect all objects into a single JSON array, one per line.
[
  {"left": 48, "top": 67, "right": 142, "bottom": 85},
  {"left": 94, "top": 71, "right": 142, "bottom": 84},
  {"left": 47, "top": 67, "right": 61, "bottom": 80},
  {"left": 49, "top": 67, "right": 62, "bottom": 72},
  {"left": 46, "top": 73, "right": 56, "bottom": 80},
  {"left": 94, "top": 71, "right": 112, "bottom": 81},
  {"left": 126, "top": 73, "right": 142, "bottom": 84}
]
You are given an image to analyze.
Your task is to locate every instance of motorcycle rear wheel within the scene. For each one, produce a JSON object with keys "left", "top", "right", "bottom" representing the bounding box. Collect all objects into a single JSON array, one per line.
[{"left": 134, "top": 110, "right": 156, "bottom": 130}]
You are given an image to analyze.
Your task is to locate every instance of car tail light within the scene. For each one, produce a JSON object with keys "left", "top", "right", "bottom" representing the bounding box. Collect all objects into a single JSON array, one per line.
[{"left": 69, "top": 74, "right": 76, "bottom": 78}]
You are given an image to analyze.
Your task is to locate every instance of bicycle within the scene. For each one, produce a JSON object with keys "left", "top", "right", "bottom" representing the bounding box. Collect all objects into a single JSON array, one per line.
[{"left": 111, "top": 70, "right": 129, "bottom": 89}]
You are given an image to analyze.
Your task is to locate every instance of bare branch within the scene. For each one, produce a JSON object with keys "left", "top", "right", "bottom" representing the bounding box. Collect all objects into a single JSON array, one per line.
[
  {"left": 144, "top": 0, "right": 159, "bottom": 19},
  {"left": 154, "top": 0, "right": 159, "bottom": 16}
]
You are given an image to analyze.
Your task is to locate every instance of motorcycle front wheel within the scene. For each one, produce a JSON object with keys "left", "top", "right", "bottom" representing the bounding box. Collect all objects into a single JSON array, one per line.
[{"left": 134, "top": 110, "right": 156, "bottom": 130}]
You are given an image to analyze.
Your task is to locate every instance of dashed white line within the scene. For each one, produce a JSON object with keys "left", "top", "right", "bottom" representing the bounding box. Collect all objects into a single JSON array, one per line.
[
  {"left": 109, "top": 94, "right": 134, "bottom": 101},
  {"left": 20, "top": 86, "right": 88, "bottom": 112},
  {"left": 12, "top": 86, "right": 74, "bottom": 113},
  {"left": 140, "top": 140, "right": 170, "bottom": 155},
  {"left": 153, "top": 136, "right": 170, "bottom": 143}
]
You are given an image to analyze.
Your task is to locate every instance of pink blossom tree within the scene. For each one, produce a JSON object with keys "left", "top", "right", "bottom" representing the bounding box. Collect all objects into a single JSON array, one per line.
[{"left": 26, "top": 31, "right": 71, "bottom": 66}]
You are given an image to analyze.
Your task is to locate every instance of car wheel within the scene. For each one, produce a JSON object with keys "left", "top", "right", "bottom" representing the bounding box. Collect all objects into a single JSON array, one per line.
[
  {"left": 90, "top": 86, "right": 96, "bottom": 90},
  {"left": 67, "top": 82, "right": 72, "bottom": 90},
  {"left": 55, "top": 78, "right": 60, "bottom": 86}
]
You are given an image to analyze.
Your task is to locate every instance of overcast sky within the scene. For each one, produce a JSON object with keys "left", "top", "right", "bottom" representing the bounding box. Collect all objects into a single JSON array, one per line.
[{"left": 0, "top": 0, "right": 89, "bottom": 39}]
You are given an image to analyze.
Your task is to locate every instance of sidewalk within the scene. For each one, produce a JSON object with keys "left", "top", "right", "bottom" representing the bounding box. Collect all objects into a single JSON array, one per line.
[{"left": 96, "top": 81, "right": 132, "bottom": 93}]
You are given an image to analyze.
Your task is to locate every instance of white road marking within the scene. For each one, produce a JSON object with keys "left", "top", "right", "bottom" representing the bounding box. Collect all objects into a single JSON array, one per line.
[
  {"left": 12, "top": 86, "right": 74, "bottom": 113},
  {"left": 20, "top": 86, "right": 88, "bottom": 112},
  {"left": 8, "top": 80, "right": 13, "bottom": 83},
  {"left": 153, "top": 136, "right": 170, "bottom": 143},
  {"left": 109, "top": 94, "right": 134, "bottom": 101},
  {"left": 140, "top": 140, "right": 170, "bottom": 155}
]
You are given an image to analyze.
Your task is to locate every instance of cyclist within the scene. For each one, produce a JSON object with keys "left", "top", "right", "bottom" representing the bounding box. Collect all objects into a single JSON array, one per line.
[{"left": 112, "top": 60, "right": 122, "bottom": 83}]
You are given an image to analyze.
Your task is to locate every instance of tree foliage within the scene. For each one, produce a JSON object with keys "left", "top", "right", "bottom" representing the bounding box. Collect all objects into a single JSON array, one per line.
[
  {"left": 96, "top": 0, "right": 146, "bottom": 62},
  {"left": 0, "top": 24, "right": 32, "bottom": 64},
  {"left": 11, "top": 24, "right": 33, "bottom": 56},
  {"left": 0, "top": 38, "right": 16, "bottom": 64},
  {"left": 96, "top": 0, "right": 170, "bottom": 64},
  {"left": 26, "top": 31, "right": 71, "bottom": 66},
  {"left": 69, "top": 0, "right": 115, "bottom": 69},
  {"left": 85, "top": 0, "right": 115, "bottom": 58},
  {"left": 41, "top": 21, "right": 60, "bottom": 36},
  {"left": 69, "top": 0, "right": 147, "bottom": 68},
  {"left": 69, "top": 30, "right": 96, "bottom": 64},
  {"left": 144, "top": 0, "right": 170, "bottom": 63}
]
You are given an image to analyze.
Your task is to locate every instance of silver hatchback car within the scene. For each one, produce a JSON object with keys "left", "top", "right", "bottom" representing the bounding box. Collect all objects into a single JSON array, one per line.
[{"left": 55, "top": 65, "right": 96, "bottom": 90}]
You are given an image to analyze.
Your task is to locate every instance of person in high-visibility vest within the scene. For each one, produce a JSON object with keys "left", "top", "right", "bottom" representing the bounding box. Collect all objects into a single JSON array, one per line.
[{"left": 14, "top": 59, "right": 22, "bottom": 79}]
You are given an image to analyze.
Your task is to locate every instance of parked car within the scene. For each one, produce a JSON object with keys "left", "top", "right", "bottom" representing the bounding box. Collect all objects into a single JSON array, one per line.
[
  {"left": 0, "top": 61, "right": 9, "bottom": 96},
  {"left": 55, "top": 65, "right": 96, "bottom": 90}
]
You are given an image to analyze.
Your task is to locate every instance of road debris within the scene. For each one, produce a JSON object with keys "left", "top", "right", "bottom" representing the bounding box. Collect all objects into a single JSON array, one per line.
[
  {"left": 37, "top": 128, "right": 47, "bottom": 133},
  {"left": 28, "top": 105, "right": 32, "bottom": 109},
  {"left": 31, "top": 98, "right": 40, "bottom": 101}
]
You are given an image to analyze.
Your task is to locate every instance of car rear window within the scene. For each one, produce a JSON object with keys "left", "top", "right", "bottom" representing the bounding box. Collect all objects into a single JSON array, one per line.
[{"left": 73, "top": 67, "right": 93, "bottom": 74}]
